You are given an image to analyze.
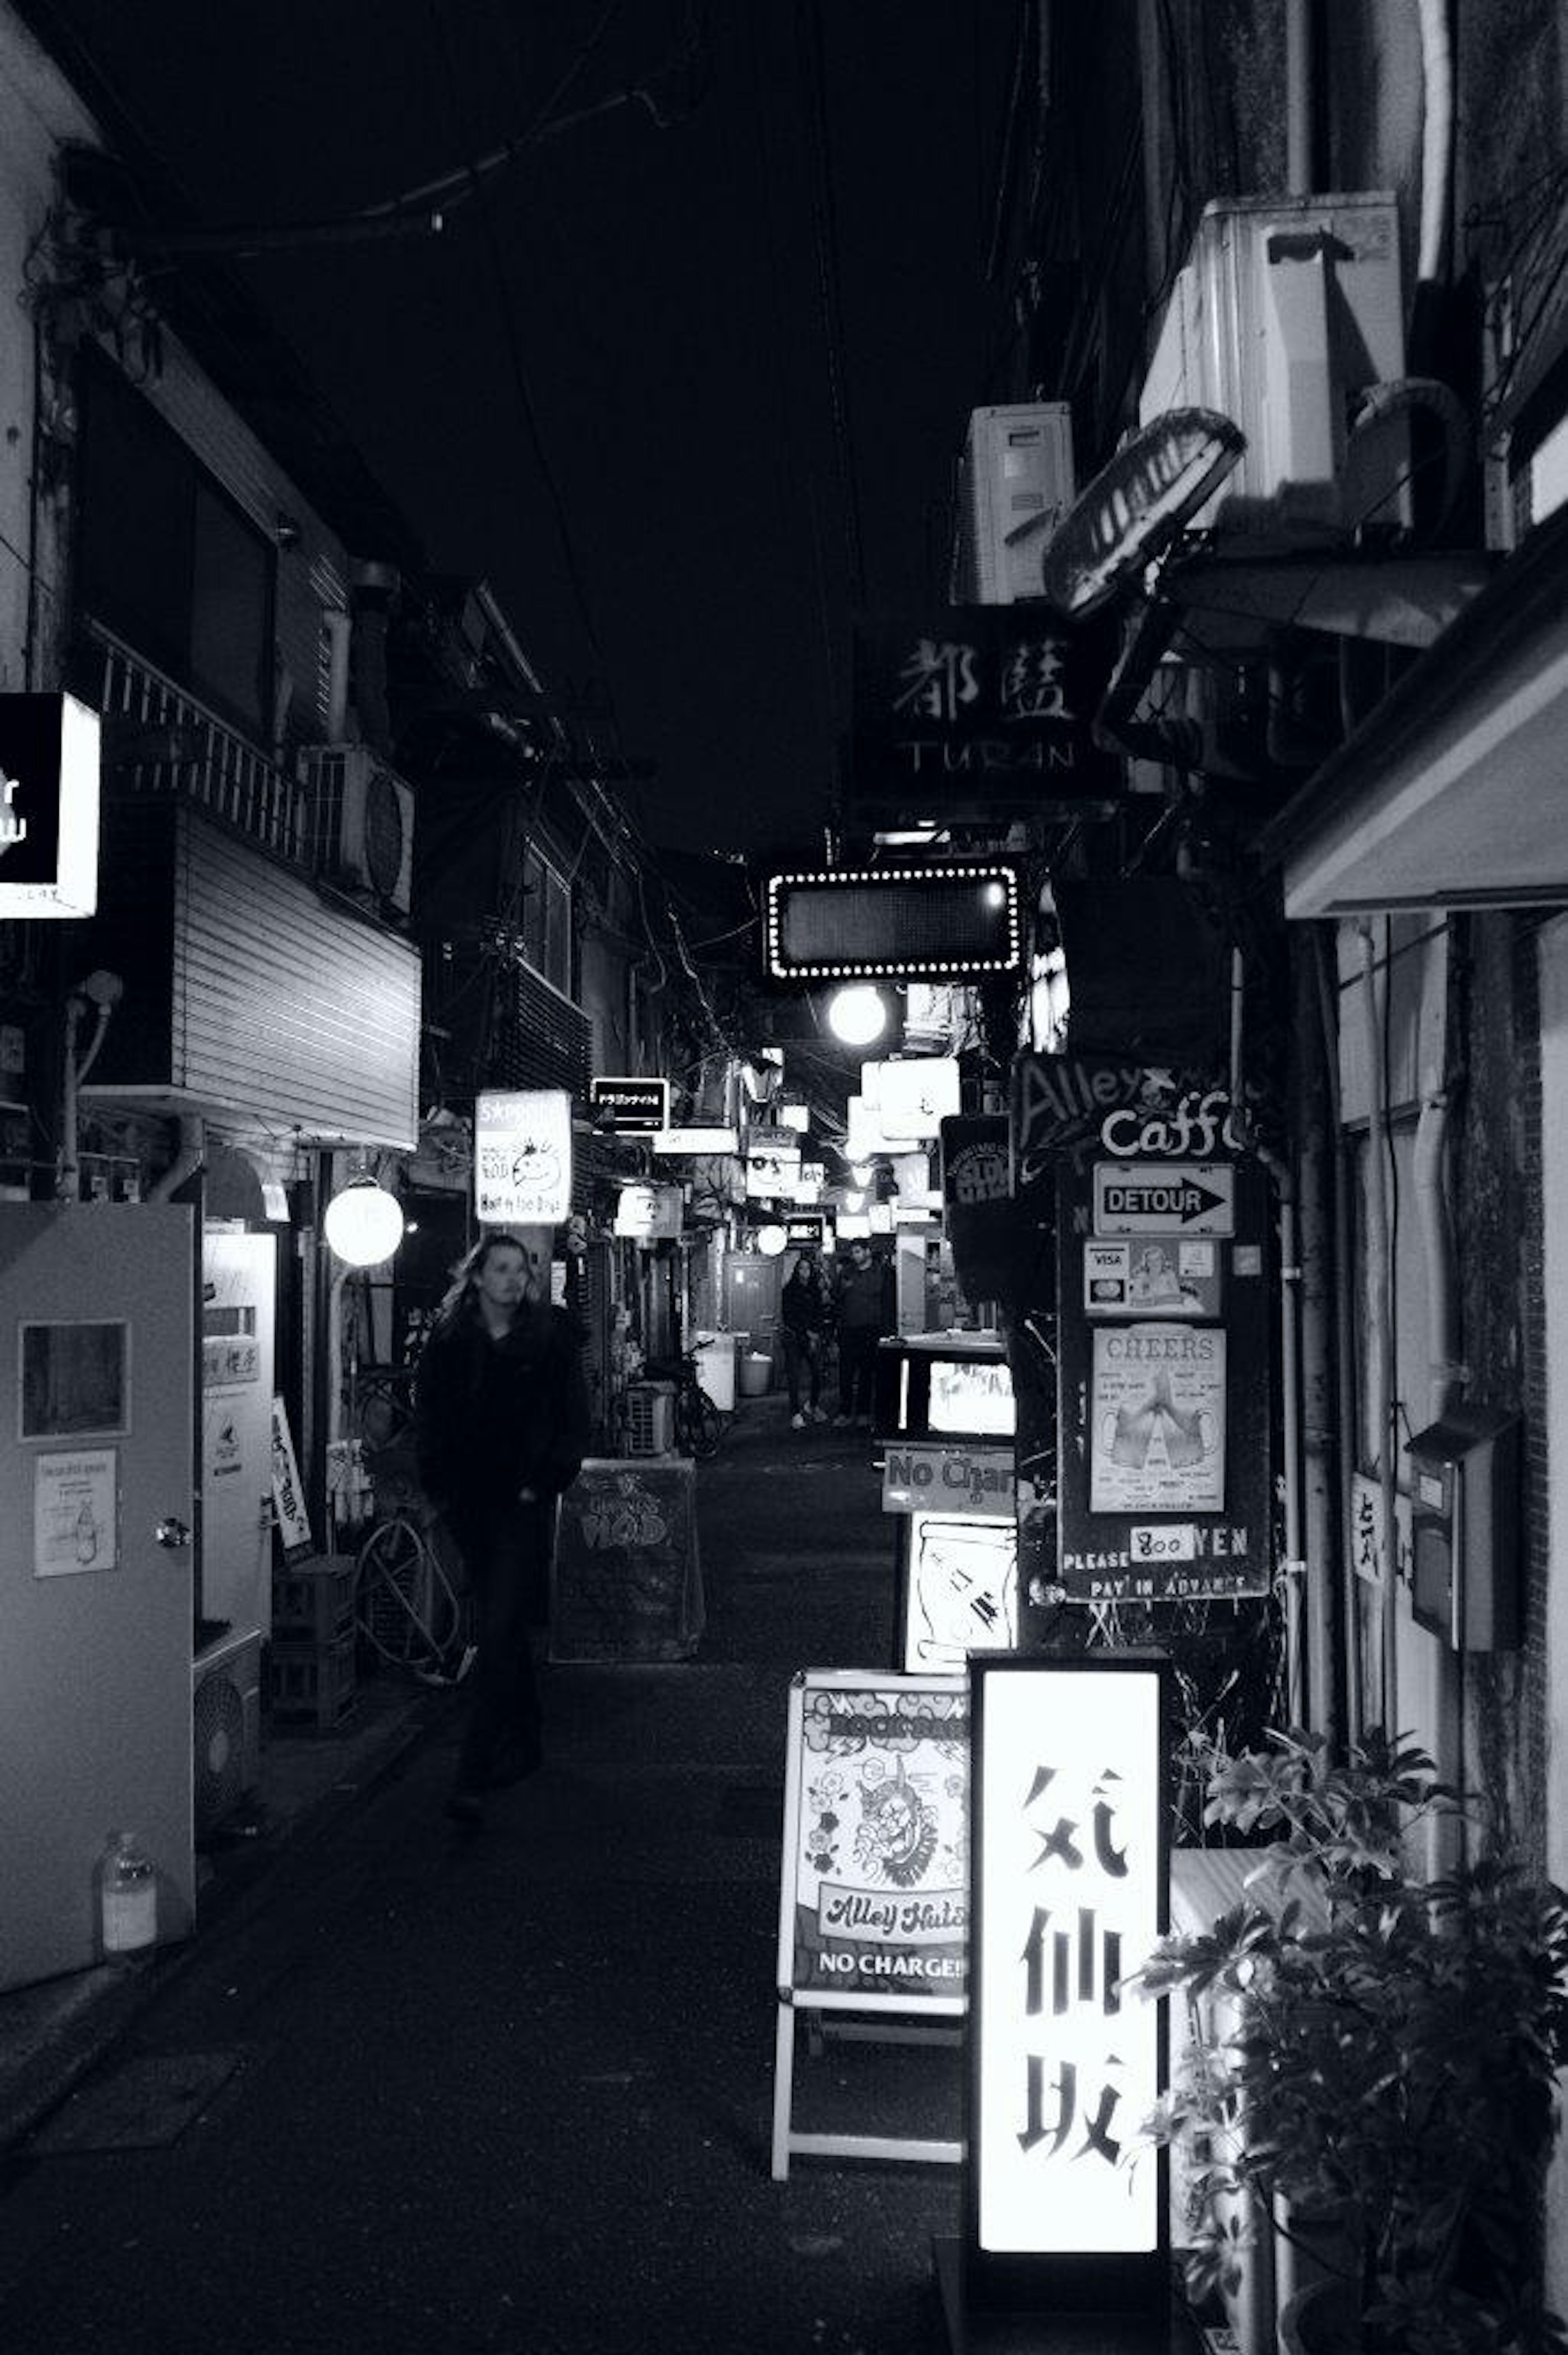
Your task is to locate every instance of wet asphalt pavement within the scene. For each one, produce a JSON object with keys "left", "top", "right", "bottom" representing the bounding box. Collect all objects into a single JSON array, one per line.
[{"left": 0, "top": 1401, "right": 970, "bottom": 2355}]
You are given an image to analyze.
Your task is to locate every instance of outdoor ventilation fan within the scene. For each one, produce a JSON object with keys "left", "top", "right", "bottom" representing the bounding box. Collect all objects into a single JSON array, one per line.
[{"left": 192, "top": 1628, "right": 261, "bottom": 1840}]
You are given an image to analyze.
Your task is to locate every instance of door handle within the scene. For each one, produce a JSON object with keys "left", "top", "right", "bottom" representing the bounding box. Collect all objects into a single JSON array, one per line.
[{"left": 154, "top": 1516, "right": 192, "bottom": 1550}]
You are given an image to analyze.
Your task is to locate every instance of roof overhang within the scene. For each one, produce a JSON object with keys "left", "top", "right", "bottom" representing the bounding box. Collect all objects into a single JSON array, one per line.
[{"left": 1257, "top": 498, "right": 1568, "bottom": 917}]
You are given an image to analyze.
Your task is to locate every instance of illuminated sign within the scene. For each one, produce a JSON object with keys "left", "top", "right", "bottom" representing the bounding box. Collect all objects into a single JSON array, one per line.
[
  {"left": 898, "top": 1511, "right": 1018, "bottom": 1674},
  {"left": 474, "top": 1088, "right": 572, "bottom": 1224},
  {"left": 765, "top": 866, "right": 1022, "bottom": 982},
  {"left": 863, "top": 1054, "right": 961, "bottom": 1140},
  {"left": 0, "top": 693, "right": 100, "bottom": 918},
  {"left": 650, "top": 1127, "right": 740, "bottom": 1155},
  {"left": 613, "top": 1182, "right": 683, "bottom": 1241},
  {"left": 589, "top": 1075, "right": 670, "bottom": 1132},
  {"left": 966, "top": 1655, "right": 1170, "bottom": 2314},
  {"left": 929, "top": 1355, "right": 1014, "bottom": 1440}
]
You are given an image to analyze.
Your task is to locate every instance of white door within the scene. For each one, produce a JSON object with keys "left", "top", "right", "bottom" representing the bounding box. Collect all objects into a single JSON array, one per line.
[
  {"left": 201, "top": 1230, "right": 276, "bottom": 1637},
  {"left": 0, "top": 1204, "right": 196, "bottom": 1991}
]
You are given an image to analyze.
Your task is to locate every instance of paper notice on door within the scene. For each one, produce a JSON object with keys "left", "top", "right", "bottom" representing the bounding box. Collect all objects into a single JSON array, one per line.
[{"left": 34, "top": 1449, "right": 118, "bottom": 1577}]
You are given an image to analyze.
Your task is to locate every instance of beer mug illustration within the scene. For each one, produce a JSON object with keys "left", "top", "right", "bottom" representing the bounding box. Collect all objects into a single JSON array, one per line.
[{"left": 1161, "top": 1397, "right": 1217, "bottom": 1468}]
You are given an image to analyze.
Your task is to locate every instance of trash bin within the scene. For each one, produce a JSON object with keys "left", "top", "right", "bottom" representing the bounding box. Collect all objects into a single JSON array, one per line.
[
  {"left": 738, "top": 1351, "right": 773, "bottom": 1399},
  {"left": 690, "top": 1332, "right": 737, "bottom": 1414}
]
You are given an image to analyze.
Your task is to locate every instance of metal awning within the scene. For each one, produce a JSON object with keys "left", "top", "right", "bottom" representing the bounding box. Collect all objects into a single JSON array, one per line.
[{"left": 1256, "top": 497, "right": 1568, "bottom": 916}]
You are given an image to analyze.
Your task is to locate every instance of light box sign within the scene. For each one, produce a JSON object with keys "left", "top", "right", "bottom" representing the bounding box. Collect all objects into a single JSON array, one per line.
[
  {"left": 898, "top": 1511, "right": 1018, "bottom": 1674},
  {"left": 589, "top": 1075, "right": 670, "bottom": 1133},
  {"left": 0, "top": 693, "right": 100, "bottom": 917},
  {"left": 474, "top": 1089, "right": 572, "bottom": 1224},
  {"left": 651, "top": 1127, "right": 740, "bottom": 1155},
  {"left": 966, "top": 1654, "right": 1171, "bottom": 2315},
  {"left": 864, "top": 1054, "right": 962, "bottom": 1140}
]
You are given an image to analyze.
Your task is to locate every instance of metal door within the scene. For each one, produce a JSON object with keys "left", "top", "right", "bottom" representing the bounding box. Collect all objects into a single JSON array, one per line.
[
  {"left": 200, "top": 1230, "right": 276, "bottom": 1637},
  {"left": 0, "top": 1204, "right": 196, "bottom": 1991}
]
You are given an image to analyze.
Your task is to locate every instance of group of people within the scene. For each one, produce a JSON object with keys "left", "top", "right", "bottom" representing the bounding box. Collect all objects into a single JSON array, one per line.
[{"left": 779, "top": 1237, "right": 893, "bottom": 1431}]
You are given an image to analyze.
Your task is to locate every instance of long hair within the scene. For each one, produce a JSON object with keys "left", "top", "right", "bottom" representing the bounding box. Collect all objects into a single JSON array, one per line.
[{"left": 435, "top": 1231, "right": 539, "bottom": 1326}]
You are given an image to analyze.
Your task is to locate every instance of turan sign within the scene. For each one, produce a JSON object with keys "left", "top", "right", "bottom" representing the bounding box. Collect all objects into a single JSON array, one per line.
[{"left": 849, "top": 607, "right": 1122, "bottom": 826}]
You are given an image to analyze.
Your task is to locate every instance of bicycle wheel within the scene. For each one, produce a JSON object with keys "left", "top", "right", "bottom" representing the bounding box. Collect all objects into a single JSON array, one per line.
[
  {"left": 355, "top": 1514, "right": 465, "bottom": 1678},
  {"left": 686, "top": 1382, "right": 724, "bottom": 1460}
]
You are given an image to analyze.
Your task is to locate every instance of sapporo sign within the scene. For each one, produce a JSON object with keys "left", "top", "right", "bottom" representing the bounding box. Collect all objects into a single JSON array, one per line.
[{"left": 849, "top": 607, "right": 1123, "bottom": 825}]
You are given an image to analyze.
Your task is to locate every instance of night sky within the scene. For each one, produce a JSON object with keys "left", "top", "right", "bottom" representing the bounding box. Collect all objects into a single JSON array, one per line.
[{"left": 36, "top": 0, "right": 1021, "bottom": 854}]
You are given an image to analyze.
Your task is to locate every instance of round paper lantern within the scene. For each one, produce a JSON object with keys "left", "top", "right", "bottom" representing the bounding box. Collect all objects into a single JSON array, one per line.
[
  {"left": 826, "top": 985, "right": 889, "bottom": 1046},
  {"left": 323, "top": 1178, "right": 405, "bottom": 1267}
]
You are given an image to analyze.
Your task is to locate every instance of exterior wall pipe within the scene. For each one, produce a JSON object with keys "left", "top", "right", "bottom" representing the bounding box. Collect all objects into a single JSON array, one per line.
[
  {"left": 1294, "top": 940, "right": 1341, "bottom": 1741},
  {"left": 1230, "top": 948, "right": 1306, "bottom": 1720},
  {"left": 1285, "top": 0, "right": 1315, "bottom": 196},
  {"left": 1359, "top": 921, "right": 1399, "bottom": 1741},
  {"left": 1416, "top": 0, "right": 1454, "bottom": 290},
  {"left": 1413, "top": 1087, "right": 1460, "bottom": 1424},
  {"left": 1315, "top": 927, "right": 1363, "bottom": 1746}
]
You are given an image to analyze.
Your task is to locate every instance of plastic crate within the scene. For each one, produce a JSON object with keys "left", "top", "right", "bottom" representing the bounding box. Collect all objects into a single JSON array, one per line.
[
  {"left": 267, "top": 1632, "right": 357, "bottom": 1730},
  {"left": 272, "top": 1554, "right": 356, "bottom": 1646},
  {"left": 626, "top": 1381, "right": 675, "bottom": 1456}
]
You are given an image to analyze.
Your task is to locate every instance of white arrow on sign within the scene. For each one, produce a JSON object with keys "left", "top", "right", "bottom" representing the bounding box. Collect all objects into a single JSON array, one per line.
[{"left": 1093, "top": 1161, "right": 1235, "bottom": 1236}]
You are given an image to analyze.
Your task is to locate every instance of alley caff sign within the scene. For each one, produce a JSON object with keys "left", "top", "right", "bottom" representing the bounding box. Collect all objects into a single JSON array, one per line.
[
  {"left": 849, "top": 607, "right": 1121, "bottom": 825},
  {"left": 0, "top": 693, "right": 100, "bottom": 917}
]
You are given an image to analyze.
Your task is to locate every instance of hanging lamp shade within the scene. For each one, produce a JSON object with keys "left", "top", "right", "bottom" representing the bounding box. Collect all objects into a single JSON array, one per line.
[{"left": 323, "top": 1176, "right": 405, "bottom": 1267}]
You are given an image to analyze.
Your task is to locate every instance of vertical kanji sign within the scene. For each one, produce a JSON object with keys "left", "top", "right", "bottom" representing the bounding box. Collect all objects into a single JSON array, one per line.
[{"left": 964, "top": 1653, "right": 1171, "bottom": 2316}]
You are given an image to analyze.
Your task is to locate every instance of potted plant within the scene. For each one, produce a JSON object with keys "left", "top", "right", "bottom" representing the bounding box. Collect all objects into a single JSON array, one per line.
[{"left": 1134, "top": 1727, "right": 1568, "bottom": 2355}]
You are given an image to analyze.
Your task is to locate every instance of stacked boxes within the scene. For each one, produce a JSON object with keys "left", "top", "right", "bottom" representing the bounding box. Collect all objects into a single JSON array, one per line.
[{"left": 268, "top": 1553, "right": 358, "bottom": 1729}]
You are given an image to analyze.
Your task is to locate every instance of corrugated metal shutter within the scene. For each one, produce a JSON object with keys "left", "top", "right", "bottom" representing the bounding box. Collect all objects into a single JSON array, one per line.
[{"left": 170, "top": 807, "right": 419, "bottom": 1144}]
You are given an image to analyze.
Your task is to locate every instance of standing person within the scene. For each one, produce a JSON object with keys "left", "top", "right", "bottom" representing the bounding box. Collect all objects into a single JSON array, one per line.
[
  {"left": 414, "top": 1231, "right": 591, "bottom": 1826},
  {"left": 779, "top": 1246, "right": 831, "bottom": 1430},
  {"left": 832, "top": 1238, "right": 892, "bottom": 1429}
]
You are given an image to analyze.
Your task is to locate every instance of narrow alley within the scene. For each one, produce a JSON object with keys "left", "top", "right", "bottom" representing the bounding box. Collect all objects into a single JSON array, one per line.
[{"left": 0, "top": 1401, "right": 978, "bottom": 2355}]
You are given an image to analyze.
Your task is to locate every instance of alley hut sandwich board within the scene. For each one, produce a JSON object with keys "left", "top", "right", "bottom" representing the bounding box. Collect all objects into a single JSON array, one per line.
[{"left": 771, "top": 1668, "right": 968, "bottom": 2178}]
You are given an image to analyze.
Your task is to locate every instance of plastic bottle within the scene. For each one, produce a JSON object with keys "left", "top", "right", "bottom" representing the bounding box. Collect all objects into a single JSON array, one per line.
[{"left": 98, "top": 1829, "right": 158, "bottom": 1958}]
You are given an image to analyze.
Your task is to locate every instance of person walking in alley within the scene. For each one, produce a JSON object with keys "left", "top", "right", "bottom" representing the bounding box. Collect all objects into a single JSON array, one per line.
[
  {"left": 832, "top": 1238, "right": 892, "bottom": 1428},
  {"left": 414, "top": 1231, "right": 591, "bottom": 1825},
  {"left": 780, "top": 1244, "right": 832, "bottom": 1428}
]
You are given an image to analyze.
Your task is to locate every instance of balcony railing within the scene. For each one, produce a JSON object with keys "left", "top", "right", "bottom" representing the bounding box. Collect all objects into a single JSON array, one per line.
[{"left": 88, "top": 623, "right": 312, "bottom": 867}]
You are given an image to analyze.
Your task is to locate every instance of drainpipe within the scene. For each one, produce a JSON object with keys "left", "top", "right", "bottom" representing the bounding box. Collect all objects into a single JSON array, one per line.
[
  {"left": 1230, "top": 950, "right": 1305, "bottom": 1720},
  {"left": 1415, "top": 0, "right": 1454, "bottom": 292},
  {"left": 1294, "top": 941, "right": 1340, "bottom": 1742},
  {"left": 147, "top": 1115, "right": 207, "bottom": 1204},
  {"left": 1359, "top": 922, "right": 1399, "bottom": 1740},
  {"left": 1285, "top": 0, "right": 1315, "bottom": 196}
]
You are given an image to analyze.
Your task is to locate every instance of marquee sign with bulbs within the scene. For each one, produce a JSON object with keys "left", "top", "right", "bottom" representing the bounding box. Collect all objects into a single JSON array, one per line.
[{"left": 764, "top": 866, "right": 1022, "bottom": 983}]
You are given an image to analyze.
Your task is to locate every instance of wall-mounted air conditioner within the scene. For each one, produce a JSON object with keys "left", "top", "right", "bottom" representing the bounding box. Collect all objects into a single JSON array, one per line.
[
  {"left": 305, "top": 745, "right": 415, "bottom": 916},
  {"left": 954, "top": 403, "right": 1076, "bottom": 602},
  {"left": 1139, "top": 192, "right": 1408, "bottom": 544},
  {"left": 193, "top": 1625, "right": 262, "bottom": 1840}
]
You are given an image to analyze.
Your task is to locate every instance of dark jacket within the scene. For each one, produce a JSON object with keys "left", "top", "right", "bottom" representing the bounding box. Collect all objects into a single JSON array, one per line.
[
  {"left": 833, "top": 1256, "right": 893, "bottom": 1337},
  {"left": 780, "top": 1266, "right": 831, "bottom": 1338},
  {"left": 414, "top": 1299, "right": 591, "bottom": 1525}
]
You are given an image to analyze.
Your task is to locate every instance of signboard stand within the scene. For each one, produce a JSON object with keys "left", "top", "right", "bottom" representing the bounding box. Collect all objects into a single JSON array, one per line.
[{"left": 771, "top": 1668, "right": 969, "bottom": 2180}]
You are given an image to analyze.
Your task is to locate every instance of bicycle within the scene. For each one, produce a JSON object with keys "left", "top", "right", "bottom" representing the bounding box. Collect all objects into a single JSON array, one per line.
[
  {"left": 638, "top": 1351, "right": 726, "bottom": 1460},
  {"left": 354, "top": 1502, "right": 474, "bottom": 1686}
]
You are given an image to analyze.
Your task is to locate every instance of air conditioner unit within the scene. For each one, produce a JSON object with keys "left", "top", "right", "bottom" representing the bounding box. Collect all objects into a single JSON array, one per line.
[
  {"left": 955, "top": 403, "right": 1076, "bottom": 602},
  {"left": 1138, "top": 192, "right": 1409, "bottom": 544},
  {"left": 193, "top": 1625, "right": 263, "bottom": 1840},
  {"left": 306, "top": 745, "right": 414, "bottom": 915}
]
